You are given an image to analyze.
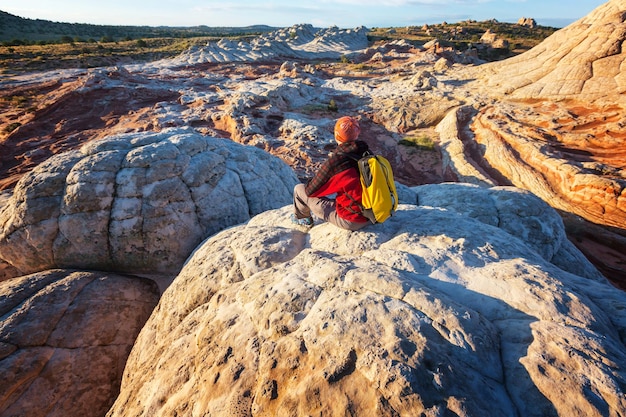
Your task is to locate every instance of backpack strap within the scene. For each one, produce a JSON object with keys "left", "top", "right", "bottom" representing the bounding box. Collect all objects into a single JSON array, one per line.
[{"left": 343, "top": 192, "right": 364, "bottom": 215}]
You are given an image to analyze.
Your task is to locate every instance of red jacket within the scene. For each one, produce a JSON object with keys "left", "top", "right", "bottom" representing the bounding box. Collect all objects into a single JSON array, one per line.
[{"left": 305, "top": 140, "right": 369, "bottom": 223}]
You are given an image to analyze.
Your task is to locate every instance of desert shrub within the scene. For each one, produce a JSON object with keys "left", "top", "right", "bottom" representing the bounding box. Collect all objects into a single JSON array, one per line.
[
  {"left": 136, "top": 39, "right": 148, "bottom": 47},
  {"left": 10, "top": 95, "right": 29, "bottom": 107},
  {"left": 299, "top": 100, "right": 338, "bottom": 114},
  {"left": 352, "top": 63, "right": 373, "bottom": 71},
  {"left": 300, "top": 103, "right": 327, "bottom": 114},
  {"left": 399, "top": 135, "right": 435, "bottom": 151},
  {"left": 4, "top": 122, "right": 21, "bottom": 133}
]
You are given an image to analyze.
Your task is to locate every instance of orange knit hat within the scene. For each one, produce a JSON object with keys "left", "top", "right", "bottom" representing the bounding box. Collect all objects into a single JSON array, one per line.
[{"left": 334, "top": 116, "right": 361, "bottom": 143}]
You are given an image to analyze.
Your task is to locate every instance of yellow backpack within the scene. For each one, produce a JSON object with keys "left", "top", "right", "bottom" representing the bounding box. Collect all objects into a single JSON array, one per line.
[{"left": 357, "top": 154, "right": 398, "bottom": 224}]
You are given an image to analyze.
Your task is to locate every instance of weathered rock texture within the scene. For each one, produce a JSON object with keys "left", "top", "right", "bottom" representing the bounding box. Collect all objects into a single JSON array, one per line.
[
  {"left": 0, "top": 128, "right": 298, "bottom": 280},
  {"left": 2, "top": 10, "right": 625, "bottom": 285},
  {"left": 0, "top": 269, "right": 160, "bottom": 417},
  {"left": 0, "top": 41, "right": 447, "bottom": 193},
  {"left": 1, "top": 8, "right": 626, "bottom": 415},
  {"left": 108, "top": 184, "right": 626, "bottom": 417}
]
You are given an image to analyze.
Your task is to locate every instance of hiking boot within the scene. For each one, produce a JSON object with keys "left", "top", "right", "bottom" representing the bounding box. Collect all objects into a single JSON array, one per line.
[{"left": 290, "top": 213, "right": 314, "bottom": 228}]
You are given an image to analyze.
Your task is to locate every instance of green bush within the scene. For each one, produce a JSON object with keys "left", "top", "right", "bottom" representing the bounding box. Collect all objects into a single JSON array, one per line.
[
  {"left": 10, "top": 95, "right": 29, "bottom": 107},
  {"left": 4, "top": 122, "right": 21, "bottom": 133},
  {"left": 398, "top": 135, "right": 435, "bottom": 151}
]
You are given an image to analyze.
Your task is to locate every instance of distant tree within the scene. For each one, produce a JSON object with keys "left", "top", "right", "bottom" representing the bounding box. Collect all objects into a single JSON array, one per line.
[{"left": 136, "top": 39, "right": 147, "bottom": 47}]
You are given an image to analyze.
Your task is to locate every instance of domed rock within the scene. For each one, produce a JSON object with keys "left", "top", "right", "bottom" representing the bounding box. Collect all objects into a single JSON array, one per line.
[
  {"left": 108, "top": 184, "right": 626, "bottom": 417},
  {"left": 0, "top": 128, "right": 299, "bottom": 280},
  {"left": 478, "top": 0, "right": 626, "bottom": 102},
  {"left": 0, "top": 269, "right": 160, "bottom": 417}
]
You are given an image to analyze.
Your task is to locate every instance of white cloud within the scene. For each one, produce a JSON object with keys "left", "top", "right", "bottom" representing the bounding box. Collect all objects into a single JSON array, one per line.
[{"left": 317, "top": 0, "right": 493, "bottom": 5}]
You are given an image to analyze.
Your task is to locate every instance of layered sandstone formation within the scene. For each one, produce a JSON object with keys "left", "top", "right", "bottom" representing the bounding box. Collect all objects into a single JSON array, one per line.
[
  {"left": 452, "top": 0, "right": 626, "bottom": 228},
  {"left": 108, "top": 185, "right": 626, "bottom": 417},
  {"left": 171, "top": 24, "right": 370, "bottom": 64},
  {"left": 438, "top": 0, "right": 626, "bottom": 281},
  {"left": 471, "top": 101, "right": 626, "bottom": 229}
]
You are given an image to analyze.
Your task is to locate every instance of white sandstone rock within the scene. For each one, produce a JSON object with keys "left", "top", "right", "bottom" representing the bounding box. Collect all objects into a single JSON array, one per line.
[
  {"left": 170, "top": 24, "right": 370, "bottom": 65},
  {"left": 0, "top": 128, "right": 299, "bottom": 280},
  {"left": 109, "top": 184, "right": 626, "bottom": 417}
]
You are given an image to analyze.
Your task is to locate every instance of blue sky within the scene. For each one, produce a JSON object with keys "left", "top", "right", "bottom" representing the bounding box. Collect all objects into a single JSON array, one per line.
[{"left": 1, "top": 0, "right": 608, "bottom": 29}]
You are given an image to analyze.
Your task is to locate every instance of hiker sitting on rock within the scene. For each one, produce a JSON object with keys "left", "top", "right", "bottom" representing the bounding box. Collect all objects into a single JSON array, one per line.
[{"left": 291, "top": 116, "right": 370, "bottom": 231}]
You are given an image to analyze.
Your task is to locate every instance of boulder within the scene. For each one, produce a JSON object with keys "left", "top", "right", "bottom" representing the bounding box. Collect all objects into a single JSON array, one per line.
[
  {"left": 517, "top": 17, "right": 537, "bottom": 28},
  {"left": 108, "top": 184, "right": 626, "bottom": 417},
  {"left": 0, "top": 269, "right": 160, "bottom": 417},
  {"left": 0, "top": 128, "right": 299, "bottom": 280}
]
